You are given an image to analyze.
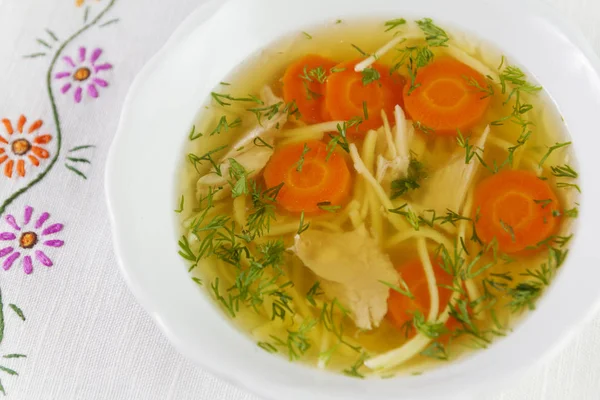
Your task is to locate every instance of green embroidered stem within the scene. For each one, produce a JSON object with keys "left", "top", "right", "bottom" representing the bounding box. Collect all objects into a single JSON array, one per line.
[
  {"left": 0, "top": 0, "right": 117, "bottom": 217},
  {"left": 0, "top": 287, "right": 4, "bottom": 346}
]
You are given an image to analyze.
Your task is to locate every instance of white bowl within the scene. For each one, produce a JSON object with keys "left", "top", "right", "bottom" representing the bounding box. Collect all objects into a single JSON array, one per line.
[{"left": 105, "top": 0, "right": 600, "bottom": 399}]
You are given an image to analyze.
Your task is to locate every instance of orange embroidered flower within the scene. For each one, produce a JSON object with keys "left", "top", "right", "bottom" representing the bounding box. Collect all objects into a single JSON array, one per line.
[
  {"left": 75, "top": 0, "right": 101, "bottom": 7},
  {"left": 0, "top": 115, "right": 52, "bottom": 179}
]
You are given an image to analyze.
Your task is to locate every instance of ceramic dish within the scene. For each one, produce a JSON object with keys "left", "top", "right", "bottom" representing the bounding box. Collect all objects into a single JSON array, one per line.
[{"left": 106, "top": 0, "right": 600, "bottom": 399}]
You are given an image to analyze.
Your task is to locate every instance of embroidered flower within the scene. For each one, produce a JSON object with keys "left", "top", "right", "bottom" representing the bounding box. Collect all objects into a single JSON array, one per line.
[
  {"left": 55, "top": 47, "right": 112, "bottom": 103},
  {"left": 0, "top": 115, "right": 52, "bottom": 179},
  {"left": 0, "top": 206, "right": 64, "bottom": 275},
  {"left": 75, "top": 0, "right": 101, "bottom": 7}
]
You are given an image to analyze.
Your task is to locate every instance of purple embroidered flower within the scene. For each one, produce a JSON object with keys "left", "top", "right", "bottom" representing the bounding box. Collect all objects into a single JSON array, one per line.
[
  {"left": 0, "top": 206, "right": 64, "bottom": 275},
  {"left": 55, "top": 47, "right": 112, "bottom": 103}
]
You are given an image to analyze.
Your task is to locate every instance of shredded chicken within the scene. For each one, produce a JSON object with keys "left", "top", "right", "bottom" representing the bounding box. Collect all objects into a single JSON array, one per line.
[
  {"left": 196, "top": 87, "right": 287, "bottom": 200},
  {"left": 416, "top": 125, "right": 490, "bottom": 214},
  {"left": 291, "top": 226, "right": 399, "bottom": 330},
  {"left": 376, "top": 105, "right": 414, "bottom": 184}
]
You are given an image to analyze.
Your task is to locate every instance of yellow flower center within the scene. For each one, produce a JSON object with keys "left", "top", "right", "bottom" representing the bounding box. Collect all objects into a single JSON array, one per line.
[
  {"left": 19, "top": 232, "right": 38, "bottom": 249},
  {"left": 12, "top": 139, "right": 31, "bottom": 156},
  {"left": 74, "top": 67, "right": 91, "bottom": 82}
]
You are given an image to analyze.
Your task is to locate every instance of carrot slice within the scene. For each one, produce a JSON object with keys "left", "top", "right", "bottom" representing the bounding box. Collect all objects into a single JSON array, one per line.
[
  {"left": 403, "top": 57, "right": 491, "bottom": 135},
  {"left": 263, "top": 140, "right": 352, "bottom": 214},
  {"left": 282, "top": 55, "right": 338, "bottom": 124},
  {"left": 387, "top": 259, "right": 459, "bottom": 339},
  {"left": 324, "top": 59, "right": 405, "bottom": 133},
  {"left": 473, "top": 170, "right": 561, "bottom": 254}
]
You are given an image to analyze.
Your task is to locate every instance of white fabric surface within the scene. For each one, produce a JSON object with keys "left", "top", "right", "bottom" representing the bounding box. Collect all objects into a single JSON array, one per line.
[{"left": 0, "top": 0, "right": 597, "bottom": 399}]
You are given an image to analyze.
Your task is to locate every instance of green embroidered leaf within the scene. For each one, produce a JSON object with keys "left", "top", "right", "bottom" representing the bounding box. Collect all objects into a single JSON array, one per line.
[
  {"left": 36, "top": 38, "right": 51, "bottom": 49},
  {"left": 0, "top": 378, "right": 5, "bottom": 396},
  {"left": 2, "top": 355, "right": 26, "bottom": 359},
  {"left": 69, "top": 145, "right": 95, "bottom": 153},
  {"left": 23, "top": 53, "right": 46, "bottom": 59},
  {"left": 0, "top": 288, "right": 4, "bottom": 345},
  {"left": 0, "top": 366, "right": 17, "bottom": 376},
  {"left": 45, "top": 29, "right": 59, "bottom": 42},
  {"left": 99, "top": 18, "right": 120, "bottom": 28},
  {"left": 66, "top": 157, "right": 91, "bottom": 164},
  {"left": 8, "top": 304, "right": 25, "bottom": 322},
  {"left": 65, "top": 164, "right": 87, "bottom": 180}
]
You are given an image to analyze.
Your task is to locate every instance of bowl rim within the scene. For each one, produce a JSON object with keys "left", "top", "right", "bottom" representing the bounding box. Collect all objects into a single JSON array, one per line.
[{"left": 105, "top": 0, "right": 600, "bottom": 399}]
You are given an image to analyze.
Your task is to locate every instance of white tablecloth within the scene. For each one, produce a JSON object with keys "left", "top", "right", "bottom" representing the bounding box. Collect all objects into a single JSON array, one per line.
[{"left": 0, "top": 0, "right": 597, "bottom": 399}]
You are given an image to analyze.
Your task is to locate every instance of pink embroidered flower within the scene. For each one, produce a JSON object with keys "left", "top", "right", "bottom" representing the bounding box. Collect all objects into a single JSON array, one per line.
[
  {"left": 55, "top": 46, "right": 112, "bottom": 103},
  {"left": 0, "top": 206, "right": 64, "bottom": 275}
]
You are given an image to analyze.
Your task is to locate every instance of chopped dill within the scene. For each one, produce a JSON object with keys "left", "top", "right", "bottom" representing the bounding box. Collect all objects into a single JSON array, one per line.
[
  {"left": 499, "top": 220, "right": 516, "bottom": 242},
  {"left": 362, "top": 67, "right": 381, "bottom": 85},
  {"left": 220, "top": 81, "right": 231, "bottom": 86},
  {"left": 412, "top": 311, "right": 448, "bottom": 339},
  {"left": 534, "top": 199, "right": 553, "bottom": 209},
  {"left": 416, "top": 18, "right": 449, "bottom": 47},
  {"left": 379, "top": 279, "right": 414, "bottom": 300},
  {"left": 363, "top": 101, "right": 369, "bottom": 120},
  {"left": 420, "top": 342, "right": 448, "bottom": 361},
  {"left": 330, "top": 66, "right": 346, "bottom": 74},
  {"left": 211, "top": 277, "right": 238, "bottom": 317},
  {"left": 564, "top": 207, "right": 579, "bottom": 218},
  {"left": 508, "top": 282, "right": 542, "bottom": 312},
  {"left": 343, "top": 352, "right": 368, "bottom": 379},
  {"left": 211, "top": 92, "right": 259, "bottom": 107},
  {"left": 300, "top": 66, "right": 328, "bottom": 84},
  {"left": 384, "top": 18, "right": 407, "bottom": 32},
  {"left": 188, "top": 144, "right": 228, "bottom": 176},
  {"left": 551, "top": 164, "right": 578, "bottom": 179},
  {"left": 389, "top": 204, "right": 420, "bottom": 231},
  {"left": 247, "top": 102, "right": 283, "bottom": 125},
  {"left": 192, "top": 277, "right": 203, "bottom": 287},
  {"left": 317, "top": 202, "right": 342, "bottom": 213},
  {"left": 390, "top": 157, "right": 427, "bottom": 199},
  {"left": 295, "top": 143, "right": 311, "bottom": 172},
  {"left": 351, "top": 44, "right": 368, "bottom": 56},
  {"left": 556, "top": 182, "right": 581, "bottom": 193},
  {"left": 297, "top": 211, "right": 310, "bottom": 235},
  {"left": 271, "top": 319, "right": 318, "bottom": 361},
  {"left": 247, "top": 181, "right": 283, "bottom": 238},
  {"left": 188, "top": 124, "right": 202, "bottom": 141},
  {"left": 258, "top": 341, "right": 278, "bottom": 354},
  {"left": 302, "top": 31, "right": 313, "bottom": 39},
  {"left": 228, "top": 159, "right": 249, "bottom": 198},
  {"left": 463, "top": 75, "right": 495, "bottom": 99},
  {"left": 413, "top": 121, "right": 435, "bottom": 135},
  {"left": 253, "top": 137, "right": 273, "bottom": 149},
  {"left": 539, "top": 142, "right": 571, "bottom": 167},
  {"left": 306, "top": 281, "right": 325, "bottom": 307},
  {"left": 210, "top": 116, "right": 242, "bottom": 136},
  {"left": 174, "top": 195, "right": 184, "bottom": 213},
  {"left": 326, "top": 121, "right": 353, "bottom": 160}
]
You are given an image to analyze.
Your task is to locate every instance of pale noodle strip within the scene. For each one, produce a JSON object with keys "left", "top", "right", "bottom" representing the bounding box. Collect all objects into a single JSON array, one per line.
[
  {"left": 365, "top": 282, "right": 462, "bottom": 371},
  {"left": 384, "top": 227, "right": 453, "bottom": 251},
  {"left": 360, "top": 131, "right": 379, "bottom": 219},
  {"left": 279, "top": 121, "right": 344, "bottom": 138},
  {"left": 331, "top": 200, "right": 360, "bottom": 227},
  {"left": 349, "top": 144, "right": 394, "bottom": 210},
  {"left": 417, "top": 238, "right": 440, "bottom": 322},
  {"left": 381, "top": 110, "right": 397, "bottom": 159},
  {"left": 446, "top": 45, "right": 499, "bottom": 81},
  {"left": 233, "top": 195, "right": 247, "bottom": 228},
  {"left": 369, "top": 190, "right": 384, "bottom": 243},
  {"left": 349, "top": 209, "right": 363, "bottom": 229},
  {"left": 354, "top": 32, "right": 424, "bottom": 72}
]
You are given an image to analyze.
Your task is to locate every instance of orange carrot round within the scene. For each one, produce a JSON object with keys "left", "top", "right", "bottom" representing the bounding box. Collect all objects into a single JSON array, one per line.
[
  {"left": 324, "top": 59, "right": 405, "bottom": 133},
  {"left": 263, "top": 140, "right": 352, "bottom": 214},
  {"left": 387, "top": 259, "right": 459, "bottom": 338},
  {"left": 403, "top": 57, "right": 491, "bottom": 135},
  {"left": 282, "top": 54, "right": 338, "bottom": 124},
  {"left": 473, "top": 170, "right": 561, "bottom": 254}
]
